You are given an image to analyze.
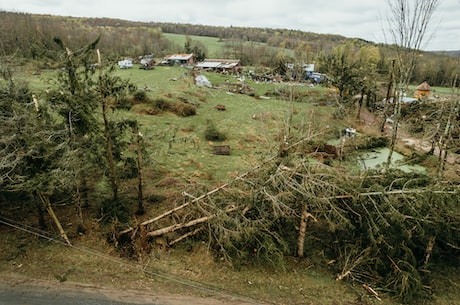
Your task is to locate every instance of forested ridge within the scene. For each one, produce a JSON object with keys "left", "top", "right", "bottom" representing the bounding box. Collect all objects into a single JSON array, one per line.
[{"left": 1, "top": 11, "right": 460, "bottom": 86}]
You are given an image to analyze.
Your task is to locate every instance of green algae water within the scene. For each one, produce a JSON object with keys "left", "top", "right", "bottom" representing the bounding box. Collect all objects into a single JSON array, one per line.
[{"left": 359, "top": 148, "right": 426, "bottom": 173}]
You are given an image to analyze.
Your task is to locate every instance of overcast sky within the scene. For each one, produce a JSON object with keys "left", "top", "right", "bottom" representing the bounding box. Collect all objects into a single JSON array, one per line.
[{"left": 2, "top": 0, "right": 460, "bottom": 51}]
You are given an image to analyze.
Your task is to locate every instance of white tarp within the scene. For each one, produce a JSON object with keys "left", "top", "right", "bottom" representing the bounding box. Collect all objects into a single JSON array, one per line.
[{"left": 195, "top": 75, "right": 212, "bottom": 87}]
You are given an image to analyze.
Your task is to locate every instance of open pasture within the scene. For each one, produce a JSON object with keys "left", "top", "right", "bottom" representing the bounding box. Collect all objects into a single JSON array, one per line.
[{"left": 114, "top": 65, "right": 335, "bottom": 183}]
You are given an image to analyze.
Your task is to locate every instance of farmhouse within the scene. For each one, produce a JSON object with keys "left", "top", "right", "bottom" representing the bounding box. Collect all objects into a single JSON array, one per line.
[
  {"left": 161, "top": 53, "right": 194, "bottom": 66},
  {"left": 195, "top": 59, "right": 242, "bottom": 74},
  {"left": 414, "top": 81, "right": 432, "bottom": 99}
]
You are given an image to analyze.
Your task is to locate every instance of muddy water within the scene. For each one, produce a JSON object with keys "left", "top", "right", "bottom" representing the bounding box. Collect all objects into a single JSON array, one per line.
[{"left": 358, "top": 148, "right": 426, "bottom": 173}]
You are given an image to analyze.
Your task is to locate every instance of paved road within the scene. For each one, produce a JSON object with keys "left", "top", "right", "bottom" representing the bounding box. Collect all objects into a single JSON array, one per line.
[{"left": 0, "top": 284, "right": 156, "bottom": 305}]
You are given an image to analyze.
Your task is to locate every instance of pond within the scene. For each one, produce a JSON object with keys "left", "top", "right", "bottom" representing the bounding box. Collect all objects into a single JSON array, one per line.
[{"left": 358, "top": 148, "right": 426, "bottom": 173}]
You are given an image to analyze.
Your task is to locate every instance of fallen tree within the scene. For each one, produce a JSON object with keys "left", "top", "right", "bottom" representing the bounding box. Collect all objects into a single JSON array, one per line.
[
  {"left": 114, "top": 103, "right": 459, "bottom": 302},
  {"left": 118, "top": 154, "right": 459, "bottom": 302}
]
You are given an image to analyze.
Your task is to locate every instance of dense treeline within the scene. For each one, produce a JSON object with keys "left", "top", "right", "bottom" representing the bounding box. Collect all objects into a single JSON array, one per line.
[
  {"left": 79, "top": 16, "right": 350, "bottom": 51},
  {"left": 147, "top": 22, "right": 349, "bottom": 52},
  {"left": 0, "top": 12, "right": 175, "bottom": 62},
  {"left": 1, "top": 11, "right": 460, "bottom": 86}
]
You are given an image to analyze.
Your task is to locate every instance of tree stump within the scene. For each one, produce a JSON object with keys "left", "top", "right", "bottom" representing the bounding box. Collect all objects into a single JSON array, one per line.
[{"left": 213, "top": 145, "right": 230, "bottom": 155}]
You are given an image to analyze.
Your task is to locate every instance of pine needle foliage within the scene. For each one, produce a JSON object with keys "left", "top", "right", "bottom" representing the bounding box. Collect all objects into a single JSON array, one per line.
[{"left": 186, "top": 151, "right": 459, "bottom": 302}]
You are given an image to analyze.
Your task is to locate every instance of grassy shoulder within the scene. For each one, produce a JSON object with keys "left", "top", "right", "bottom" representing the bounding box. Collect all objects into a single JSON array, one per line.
[
  {"left": 2, "top": 222, "right": 459, "bottom": 305},
  {"left": 0, "top": 225, "right": 387, "bottom": 305}
]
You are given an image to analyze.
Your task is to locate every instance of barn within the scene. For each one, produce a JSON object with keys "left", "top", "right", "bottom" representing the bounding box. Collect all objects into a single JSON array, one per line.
[
  {"left": 139, "top": 55, "right": 155, "bottom": 69},
  {"left": 195, "top": 59, "right": 242, "bottom": 74}
]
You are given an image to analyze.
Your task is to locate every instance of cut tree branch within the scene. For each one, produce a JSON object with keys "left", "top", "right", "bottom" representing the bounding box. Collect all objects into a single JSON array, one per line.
[{"left": 146, "top": 205, "right": 239, "bottom": 238}]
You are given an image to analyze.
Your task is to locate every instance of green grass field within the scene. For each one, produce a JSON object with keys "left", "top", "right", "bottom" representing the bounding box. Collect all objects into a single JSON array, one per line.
[
  {"left": 163, "top": 32, "right": 294, "bottom": 59},
  {"left": 18, "top": 63, "right": 457, "bottom": 188},
  {"left": 113, "top": 65, "right": 335, "bottom": 183},
  {"left": 163, "top": 33, "right": 225, "bottom": 58}
]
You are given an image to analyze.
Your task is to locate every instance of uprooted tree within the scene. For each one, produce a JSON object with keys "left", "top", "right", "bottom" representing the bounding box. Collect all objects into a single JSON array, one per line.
[{"left": 0, "top": 65, "right": 74, "bottom": 244}]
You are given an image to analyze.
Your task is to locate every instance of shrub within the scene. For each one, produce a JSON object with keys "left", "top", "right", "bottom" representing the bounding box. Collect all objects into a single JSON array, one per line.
[
  {"left": 151, "top": 97, "right": 170, "bottom": 111},
  {"left": 99, "top": 198, "right": 130, "bottom": 223},
  {"left": 114, "top": 97, "right": 132, "bottom": 110},
  {"left": 133, "top": 90, "right": 147, "bottom": 102},
  {"left": 170, "top": 101, "right": 196, "bottom": 117},
  {"left": 364, "top": 136, "right": 389, "bottom": 149}
]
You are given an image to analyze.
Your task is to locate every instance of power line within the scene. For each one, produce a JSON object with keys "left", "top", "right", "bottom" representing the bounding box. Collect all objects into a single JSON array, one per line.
[{"left": 0, "top": 216, "right": 267, "bottom": 305}]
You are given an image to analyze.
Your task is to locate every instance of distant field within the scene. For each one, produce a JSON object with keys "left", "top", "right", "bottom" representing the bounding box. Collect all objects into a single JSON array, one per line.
[
  {"left": 427, "top": 85, "right": 457, "bottom": 95},
  {"left": 163, "top": 33, "right": 225, "bottom": 57},
  {"left": 163, "top": 32, "right": 294, "bottom": 59}
]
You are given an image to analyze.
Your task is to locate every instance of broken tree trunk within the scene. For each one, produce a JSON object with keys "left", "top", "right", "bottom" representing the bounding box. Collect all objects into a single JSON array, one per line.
[
  {"left": 380, "top": 60, "right": 395, "bottom": 133},
  {"left": 297, "top": 206, "right": 316, "bottom": 258},
  {"left": 38, "top": 192, "right": 71, "bottom": 246},
  {"left": 134, "top": 125, "right": 145, "bottom": 215},
  {"left": 168, "top": 227, "right": 204, "bottom": 246},
  {"left": 120, "top": 183, "right": 231, "bottom": 235},
  {"left": 146, "top": 205, "right": 239, "bottom": 238},
  {"left": 146, "top": 215, "right": 212, "bottom": 238},
  {"left": 119, "top": 165, "right": 265, "bottom": 236},
  {"left": 331, "top": 188, "right": 458, "bottom": 200},
  {"left": 97, "top": 49, "right": 118, "bottom": 201}
]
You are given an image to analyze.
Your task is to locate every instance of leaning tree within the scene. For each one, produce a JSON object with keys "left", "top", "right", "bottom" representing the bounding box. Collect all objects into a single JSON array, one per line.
[
  {"left": 0, "top": 66, "right": 73, "bottom": 244},
  {"left": 383, "top": 0, "right": 440, "bottom": 170}
]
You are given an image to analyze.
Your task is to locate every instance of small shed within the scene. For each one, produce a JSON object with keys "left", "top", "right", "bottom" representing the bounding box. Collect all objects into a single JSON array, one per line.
[
  {"left": 414, "top": 81, "right": 432, "bottom": 99},
  {"left": 161, "top": 53, "right": 194, "bottom": 66}
]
